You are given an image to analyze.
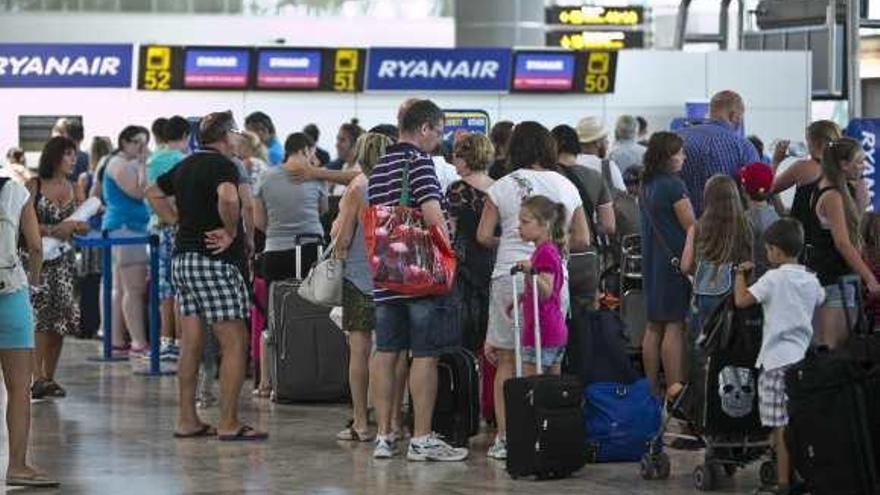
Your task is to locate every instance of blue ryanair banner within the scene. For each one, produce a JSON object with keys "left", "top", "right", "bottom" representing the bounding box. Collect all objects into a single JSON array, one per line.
[
  {"left": 366, "top": 48, "right": 511, "bottom": 91},
  {"left": 0, "top": 43, "right": 133, "bottom": 88},
  {"left": 846, "top": 118, "right": 880, "bottom": 212}
]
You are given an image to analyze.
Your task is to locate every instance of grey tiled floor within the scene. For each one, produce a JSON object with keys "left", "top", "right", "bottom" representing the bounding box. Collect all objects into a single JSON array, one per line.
[{"left": 1, "top": 340, "right": 768, "bottom": 494}]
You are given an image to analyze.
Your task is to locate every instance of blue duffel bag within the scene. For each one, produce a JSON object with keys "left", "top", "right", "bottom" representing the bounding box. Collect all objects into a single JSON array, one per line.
[{"left": 584, "top": 378, "right": 661, "bottom": 462}]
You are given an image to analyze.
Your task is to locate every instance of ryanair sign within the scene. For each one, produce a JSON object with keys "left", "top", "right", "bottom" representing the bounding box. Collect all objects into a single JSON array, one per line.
[
  {"left": 366, "top": 48, "right": 511, "bottom": 91},
  {"left": 0, "top": 44, "right": 132, "bottom": 88}
]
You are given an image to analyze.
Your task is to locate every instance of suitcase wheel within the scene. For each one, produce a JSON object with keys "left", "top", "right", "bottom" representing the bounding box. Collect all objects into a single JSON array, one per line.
[
  {"left": 759, "top": 460, "right": 776, "bottom": 486},
  {"left": 693, "top": 464, "right": 717, "bottom": 491},
  {"left": 639, "top": 452, "right": 670, "bottom": 481}
]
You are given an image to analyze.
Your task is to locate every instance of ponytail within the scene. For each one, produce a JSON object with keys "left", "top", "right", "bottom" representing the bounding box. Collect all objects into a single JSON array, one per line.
[{"left": 551, "top": 202, "right": 568, "bottom": 256}]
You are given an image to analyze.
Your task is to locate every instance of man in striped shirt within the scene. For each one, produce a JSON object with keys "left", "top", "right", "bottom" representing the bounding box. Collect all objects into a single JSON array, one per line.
[{"left": 367, "top": 99, "right": 467, "bottom": 462}]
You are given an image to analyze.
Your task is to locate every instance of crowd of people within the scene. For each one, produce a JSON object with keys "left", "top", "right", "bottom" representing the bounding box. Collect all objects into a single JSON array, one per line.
[{"left": 0, "top": 90, "right": 876, "bottom": 493}]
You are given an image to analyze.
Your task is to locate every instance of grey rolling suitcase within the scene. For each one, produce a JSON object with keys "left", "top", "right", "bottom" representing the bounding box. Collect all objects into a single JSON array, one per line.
[
  {"left": 621, "top": 289, "right": 646, "bottom": 353},
  {"left": 268, "top": 237, "right": 350, "bottom": 403}
]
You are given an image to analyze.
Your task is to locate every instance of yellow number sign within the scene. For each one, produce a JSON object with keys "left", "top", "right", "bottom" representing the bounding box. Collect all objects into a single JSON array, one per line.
[
  {"left": 584, "top": 52, "right": 611, "bottom": 94},
  {"left": 143, "top": 46, "right": 172, "bottom": 90},
  {"left": 333, "top": 49, "right": 359, "bottom": 92}
]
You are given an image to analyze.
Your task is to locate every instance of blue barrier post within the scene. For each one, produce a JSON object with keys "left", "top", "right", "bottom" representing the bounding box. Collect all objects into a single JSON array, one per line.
[
  {"left": 136, "top": 234, "right": 173, "bottom": 376},
  {"left": 86, "top": 230, "right": 127, "bottom": 362}
]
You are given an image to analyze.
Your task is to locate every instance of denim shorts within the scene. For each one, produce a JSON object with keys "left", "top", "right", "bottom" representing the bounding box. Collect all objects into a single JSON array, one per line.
[
  {"left": 522, "top": 345, "right": 565, "bottom": 370},
  {"left": 375, "top": 295, "right": 460, "bottom": 358},
  {"left": 822, "top": 275, "right": 858, "bottom": 309}
]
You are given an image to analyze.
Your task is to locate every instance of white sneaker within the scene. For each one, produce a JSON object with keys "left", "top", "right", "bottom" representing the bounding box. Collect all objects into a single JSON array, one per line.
[
  {"left": 373, "top": 436, "right": 396, "bottom": 459},
  {"left": 407, "top": 433, "right": 469, "bottom": 462},
  {"left": 487, "top": 436, "right": 507, "bottom": 460}
]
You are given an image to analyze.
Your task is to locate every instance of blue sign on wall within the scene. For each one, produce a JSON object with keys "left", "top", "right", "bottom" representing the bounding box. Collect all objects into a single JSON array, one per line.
[
  {"left": 366, "top": 48, "right": 511, "bottom": 91},
  {"left": 442, "top": 109, "right": 490, "bottom": 146},
  {"left": 0, "top": 43, "right": 132, "bottom": 88},
  {"left": 256, "top": 49, "right": 322, "bottom": 89},
  {"left": 183, "top": 48, "right": 250, "bottom": 89},
  {"left": 846, "top": 118, "right": 880, "bottom": 212},
  {"left": 511, "top": 52, "right": 575, "bottom": 91}
]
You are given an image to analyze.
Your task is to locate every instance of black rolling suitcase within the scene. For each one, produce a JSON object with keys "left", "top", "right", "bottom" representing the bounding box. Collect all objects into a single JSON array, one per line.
[
  {"left": 269, "top": 236, "right": 349, "bottom": 403},
  {"left": 785, "top": 278, "right": 880, "bottom": 495},
  {"left": 432, "top": 348, "right": 480, "bottom": 448},
  {"left": 504, "top": 267, "right": 586, "bottom": 480}
]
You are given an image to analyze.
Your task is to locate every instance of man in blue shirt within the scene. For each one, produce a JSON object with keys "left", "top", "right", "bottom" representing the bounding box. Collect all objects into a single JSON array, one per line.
[
  {"left": 245, "top": 111, "right": 284, "bottom": 166},
  {"left": 678, "top": 90, "right": 759, "bottom": 215}
]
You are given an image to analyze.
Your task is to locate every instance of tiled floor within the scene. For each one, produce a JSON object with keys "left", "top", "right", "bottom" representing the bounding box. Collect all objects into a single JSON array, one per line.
[{"left": 1, "top": 340, "right": 769, "bottom": 494}]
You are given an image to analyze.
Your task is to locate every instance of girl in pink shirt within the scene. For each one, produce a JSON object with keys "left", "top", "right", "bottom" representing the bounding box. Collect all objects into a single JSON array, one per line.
[{"left": 515, "top": 195, "right": 568, "bottom": 375}]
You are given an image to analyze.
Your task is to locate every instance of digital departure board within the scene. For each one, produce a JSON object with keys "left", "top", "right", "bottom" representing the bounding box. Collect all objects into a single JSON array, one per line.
[
  {"left": 182, "top": 47, "right": 251, "bottom": 89},
  {"left": 321, "top": 48, "right": 365, "bottom": 92},
  {"left": 137, "top": 45, "right": 183, "bottom": 91},
  {"left": 545, "top": 6, "right": 644, "bottom": 27},
  {"left": 546, "top": 30, "right": 645, "bottom": 51},
  {"left": 511, "top": 51, "right": 576, "bottom": 92}
]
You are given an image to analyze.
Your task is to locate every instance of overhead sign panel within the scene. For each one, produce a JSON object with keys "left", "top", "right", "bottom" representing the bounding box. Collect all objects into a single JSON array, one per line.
[
  {"left": 442, "top": 109, "right": 490, "bottom": 146},
  {"left": 183, "top": 47, "right": 251, "bottom": 89},
  {"left": 511, "top": 52, "right": 576, "bottom": 92},
  {"left": 322, "top": 48, "right": 365, "bottom": 93},
  {"left": 547, "top": 30, "right": 645, "bottom": 50},
  {"left": 574, "top": 50, "right": 619, "bottom": 94},
  {"left": 0, "top": 43, "right": 132, "bottom": 88},
  {"left": 137, "top": 45, "right": 183, "bottom": 91},
  {"left": 366, "top": 48, "right": 512, "bottom": 91},
  {"left": 256, "top": 49, "right": 321, "bottom": 89},
  {"left": 545, "top": 5, "right": 644, "bottom": 27}
]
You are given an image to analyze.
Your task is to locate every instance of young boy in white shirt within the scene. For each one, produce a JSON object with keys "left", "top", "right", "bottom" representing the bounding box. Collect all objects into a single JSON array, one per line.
[{"left": 734, "top": 217, "right": 825, "bottom": 495}]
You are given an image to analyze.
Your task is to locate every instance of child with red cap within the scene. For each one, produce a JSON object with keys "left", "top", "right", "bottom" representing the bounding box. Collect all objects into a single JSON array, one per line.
[{"left": 740, "top": 162, "right": 780, "bottom": 276}]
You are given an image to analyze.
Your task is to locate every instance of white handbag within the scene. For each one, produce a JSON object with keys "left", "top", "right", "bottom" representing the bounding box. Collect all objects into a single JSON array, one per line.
[{"left": 298, "top": 240, "right": 344, "bottom": 307}]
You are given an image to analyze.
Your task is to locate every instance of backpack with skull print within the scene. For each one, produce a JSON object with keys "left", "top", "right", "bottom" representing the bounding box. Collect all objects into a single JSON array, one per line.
[{"left": 0, "top": 177, "right": 28, "bottom": 295}]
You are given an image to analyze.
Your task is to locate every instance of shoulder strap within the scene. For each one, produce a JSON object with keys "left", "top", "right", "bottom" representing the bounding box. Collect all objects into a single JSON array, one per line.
[
  {"left": 810, "top": 185, "right": 838, "bottom": 211},
  {"left": 559, "top": 166, "right": 598, "bottom": 245},
  {"left": 601, "top": 158, "right": 616, "bottom": 192},
  {"left": 640, "top": 185, "right": 681, "bottom": 271}
]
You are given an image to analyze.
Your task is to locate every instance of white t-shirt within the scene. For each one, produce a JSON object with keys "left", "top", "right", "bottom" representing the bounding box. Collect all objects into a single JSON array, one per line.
[
  {"left": 432, "top": 156, "right": 461, "bottom": 193},
  {"left": 0, "top": 179, "right": 30, "bottom": 293},
  {"left": 486, "top": 169, "right": 583, "bottom": 279},
  {"left": 748, "top": 264, "right": 825, "bottom": 370},
  {"left": 576, "top": 154, "right": 626, "bottom": 191}
]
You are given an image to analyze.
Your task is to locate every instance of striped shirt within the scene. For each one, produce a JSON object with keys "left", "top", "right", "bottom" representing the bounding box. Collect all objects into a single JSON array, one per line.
[
  {"left": 368, "top": 142, "right": 445, "bottom": 303},
  {"left": 678, "top": 119, "right": 759, "bottom": 215}
]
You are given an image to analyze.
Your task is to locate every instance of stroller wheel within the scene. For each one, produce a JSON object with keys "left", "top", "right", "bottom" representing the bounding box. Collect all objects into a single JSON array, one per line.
[
  {"left": 639, "top": 456, "right": 656, "bottom": 480},
  {"left": 693, "top": 464, "right": 717, "bottom": 491},
  {"left": 655, "top": 452, "right": 671, "bottom": 480},
  {"left": 759, "top": 460, "right": 777, "bottom": 486}
]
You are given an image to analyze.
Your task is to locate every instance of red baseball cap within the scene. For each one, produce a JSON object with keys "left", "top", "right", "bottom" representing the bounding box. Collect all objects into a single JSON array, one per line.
[{"left": 738, "top": 162, "right": 774, "bottom": 198}]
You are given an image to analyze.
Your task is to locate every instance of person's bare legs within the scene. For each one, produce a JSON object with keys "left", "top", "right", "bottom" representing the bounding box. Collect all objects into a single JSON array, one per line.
[
  {"left": 42, "top": 333, "right": 64, "bottom": 382},
  {"left": 391, "top": 352, "right": 408, "bottom": 435},
  {"left": 1, "top": 349, "right": 43, "bottom": 479},
  {"left": 119, "top": 262, "right": 148, "bottom": 348},
  {"left": 175, "top": 315, "right": 206, "bottom": 435},
  {"left": 32, "top": 332, "right": 48, "bottom": 383},
  {"left": 814, "top": 307, "right": 849, "bottom": 349},
  {"left": 642, "top": 321, "right": 665, "bottom": 397},
  {"left": 257, "top": 332, "right": 271, "bottom": 393},
  {"left": 492, "top": 349, "right": 515, "bottom": 439},
  {"left": 661, "top": 321, "right": 687, "bottom": 396},
  {"left": 211, "top": 319, "right": 253, "bottom": 436},
  {"left": 775, "top": 426, "right": 792, "bottom": 487},
  {"left": 371, "top": 350, "right": 397, "bottom": 437},
  {"left": 110, "top": 268, "right": 126, "bottom": 347},
  {"left": 348, "top": 331, "right": 372, "bottom": 433},
  {"left": 160, "top": 299, "right": 175, "bottom": 342},
  {"left": 409, "top": 356, "right": 439, "bottom": 438}
]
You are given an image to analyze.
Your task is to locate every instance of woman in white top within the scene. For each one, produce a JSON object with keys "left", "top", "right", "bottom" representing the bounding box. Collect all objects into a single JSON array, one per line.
[
  {"left": 0, "top": 176, "right": 59, "bottom": 487},
  {"left": 477, "top": 121, "right": 590, "bottom": 460}
]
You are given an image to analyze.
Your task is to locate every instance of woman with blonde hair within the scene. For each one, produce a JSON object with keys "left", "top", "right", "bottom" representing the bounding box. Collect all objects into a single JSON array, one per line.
[
  {"left": 237, "top": 130, "right": 269, "bottom": 190},
  {"left": 331, "top": 132, "right": 394, "bottom": 441},
  {"left": 446, "top": 133, "right": 495, "bottom": 352}
]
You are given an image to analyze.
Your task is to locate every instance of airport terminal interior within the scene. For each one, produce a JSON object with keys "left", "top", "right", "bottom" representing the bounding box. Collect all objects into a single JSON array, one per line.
[{"left": 2, "top": 0, "right": 880, "bottom": 493}]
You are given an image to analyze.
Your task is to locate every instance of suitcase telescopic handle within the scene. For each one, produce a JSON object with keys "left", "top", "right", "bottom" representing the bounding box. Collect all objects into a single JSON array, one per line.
[
  {"left": 292, "top": 234, "right": 326, "bottom": 279},
  {"left": 510, "top": 265, "right": 543, "bottom": 377}
]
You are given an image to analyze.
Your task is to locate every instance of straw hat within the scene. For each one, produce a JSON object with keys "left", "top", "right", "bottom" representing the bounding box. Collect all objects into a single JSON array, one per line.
[{"left": 576, "top": 116, "right": 608, "bottom": 144}]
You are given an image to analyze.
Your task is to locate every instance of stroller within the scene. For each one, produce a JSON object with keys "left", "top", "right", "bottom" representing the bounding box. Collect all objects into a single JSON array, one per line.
[{"left": 640, "top": 295, "right": 776, "bottom": 491}]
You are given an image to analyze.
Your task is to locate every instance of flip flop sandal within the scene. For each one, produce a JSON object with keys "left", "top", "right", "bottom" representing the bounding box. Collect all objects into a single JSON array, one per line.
[
  {"left": 173, "top": 424, "right": 217, "bottom": 439},
  {"left": 6, "top": 472, "right": 60, "bottom": 487},
  {"left": 336, "top": 427, "right": 374, "bottom": 442},
  {"left": 218, "top": 425, "right": 268, "bottom": 442},
  {"left": 44, "top": 381, "right": 67, "bottom": 398}
]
